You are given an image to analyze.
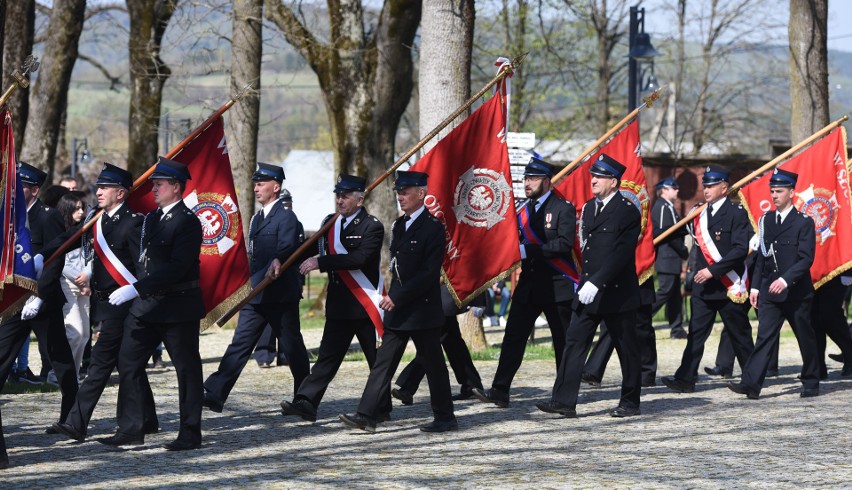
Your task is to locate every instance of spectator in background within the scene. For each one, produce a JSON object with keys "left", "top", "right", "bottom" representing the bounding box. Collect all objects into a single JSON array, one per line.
[
  {"left": 485, "top": 279, "right": 511, "bottom": 327},
  {"left": 59, "top": 176, "right": 79, "bottom": 191}
]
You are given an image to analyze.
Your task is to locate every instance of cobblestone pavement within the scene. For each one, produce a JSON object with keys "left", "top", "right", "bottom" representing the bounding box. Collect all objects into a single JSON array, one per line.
[{"left": 2, "top": 321, "right": 851, "bottom": 488}]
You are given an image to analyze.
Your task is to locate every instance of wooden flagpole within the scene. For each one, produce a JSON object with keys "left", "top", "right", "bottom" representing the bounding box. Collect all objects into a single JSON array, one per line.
[
  {"left": 213, "top": 53, "right": 528, "bottom": 327},
  {"left": 653, "top": 115, "right": 849, "bottom": 245}
]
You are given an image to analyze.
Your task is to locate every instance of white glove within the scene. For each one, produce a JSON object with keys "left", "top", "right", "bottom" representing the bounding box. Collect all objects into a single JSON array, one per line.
[
  {"left": 748, "top": 235, "right": 760, "bottom": 252},
  {"left": 33, "top": 254, "right": 44, "bottom": 278},
  {"left": 108, "top": 284, "right": 139, "bottom": 305},
  {"left": 470, "top": 306, "right": 485, "bottom": 318},
  {"left": 841, "top": 276, "right": 852, "bottom": 286},
  {"left": 21, "top": 296, "right": 44, "bottom": 320},
  {"left": 519, "top": 244, "right": 527, "bottom": 260},
  {"left": 577, "top": 282, "right": 599, "bottom": 305}
]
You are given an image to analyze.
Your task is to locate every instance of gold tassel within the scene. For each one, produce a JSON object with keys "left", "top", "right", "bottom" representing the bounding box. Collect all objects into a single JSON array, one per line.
[{"left": 201, "top": 280, "right": 251, "bottom": 332}]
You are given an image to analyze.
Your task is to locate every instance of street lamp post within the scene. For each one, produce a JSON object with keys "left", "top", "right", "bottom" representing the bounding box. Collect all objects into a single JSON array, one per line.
[
  {"left": 71, "top": 137, "right": 90, "bottom": 179},
  {"left": 627, "top": 5, "right": 661, "bottom": 111}
]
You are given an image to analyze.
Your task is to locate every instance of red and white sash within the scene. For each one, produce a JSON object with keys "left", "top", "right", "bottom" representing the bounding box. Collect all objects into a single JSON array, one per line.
[
  {"left": 329, "top": 215, "right": 385, "bottom": 340},
  {"left": 93, "top": 214, "right": 137, "bottom": 286},
  {"left": 693, "top": 207, "right": 748, "bottom": 303}
]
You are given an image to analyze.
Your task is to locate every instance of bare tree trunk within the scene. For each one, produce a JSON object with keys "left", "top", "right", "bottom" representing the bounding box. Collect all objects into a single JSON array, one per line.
[
  {"left": 2, "top": 0, "right": 35, "bottom": 152},
  {"left": 265, "top": 0, "right": 421, "bottom": 267},
  {"left": 229, "top": 0, "right": 262, "bottom": 237},
  {"left": 0, "top": 1, "right": 5, "bottom": 79},
  {"left": 672, "top": 0, "right": 686, "bottom": 155},
  {"left": 419, "top": 0, "right": 484, "bottom": 350},
  {"left": 126, "top": 0, "right": 178, "bottom": 177},
  {"left": 789, "top": 0, "right": 829, "bottom": 141},
  {"left": 499, "top": 0, "right": 526, "bottom": 131},
  {"left": 19, "top": 0, "right": 86, "bottom": 180}
]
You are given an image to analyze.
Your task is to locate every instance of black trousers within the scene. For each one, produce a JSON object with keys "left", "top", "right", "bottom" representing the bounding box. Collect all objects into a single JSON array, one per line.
[
  {"left": 116, "top": 315, "right": 202, "bottom": 443},
  {"left": 811, "top": 277, "right": 852, "bottom": 374},
  {"left": 714, "top": 327, "right": 777, "bottom": 374},
  {"left": 675, "top": 296, "right": 753, "bottom": 383},
  {"left": 0, "top": 312, "right": 34, "bottom": 463},
  {"left": 741, "top": 298, "right": 819, "bottom": 393},
  {"left": 552, "top": 308, "right": 641, "bottom": 409},
  {"left": 204, "top": 302, "right": 310, "bottom": 404},
  {"left": 396, "top": 314, "right": 483, "bottom": 394},
  {"left": 491, "top": 300, "right": 571, "bottom": 393},
  {"left": 357, "top": 327, "right": 454, "bottom": 422},
  {"left": 254, "top": 324, "right": 288, "bottom": 366},
  {"left": 1, "top": 307, "right": 78, "bottom": 423},
  {"left": 583, "top": 303, "right": 657, "bottom": 385},
  {"left": 64, "top": 316, "right": 157, "bottom": 435},
  {"left": 653, "top": 272, "right": 684, "bottom": 334},
  {"left": 295, "top": 317, "right": 389, "bottom": 413}
]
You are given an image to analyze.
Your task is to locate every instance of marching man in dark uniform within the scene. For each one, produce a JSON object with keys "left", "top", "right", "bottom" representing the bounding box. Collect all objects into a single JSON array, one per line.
[
  {"left": 473, "top": 157, "right": 576, "bottom": 408},
  {"left": 100, "top": 157, "right": 205, "bottom": 450},
  {"left": 651, "top": 177, "right": 689, "bottom": 339},
  {"left": 203, "top": 163, "right": 310, "bottom": 412},
  {"left": 536, "top": 154, "right": 642, "bottom": 418},
  {"left": 662, "top": 165, "right": 754, "bottom": 394},
  {"left": 339, "top": 171, "right": 457, "bottom": 433},
  {"left": 45, "top": 164, "right": 158, "bottom": 442},
  {"left": 281, "top": 174, "right": 391, "bottom": 422},
  {"left": 729, "top": 169, "right": 820, "bottom": 398}
]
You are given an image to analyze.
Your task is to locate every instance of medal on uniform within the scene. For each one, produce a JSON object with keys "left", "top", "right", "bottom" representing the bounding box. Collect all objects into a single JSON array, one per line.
[
  {"left": 715, "top": 231, "right": 721, "bottom": 241},
  {"left": 545, "top": 212, "right": 552, "bottom": 229}
]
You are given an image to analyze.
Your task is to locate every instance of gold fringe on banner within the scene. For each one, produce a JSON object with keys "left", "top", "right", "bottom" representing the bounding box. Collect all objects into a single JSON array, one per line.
[
  {"left": 0, "top": 292, "right": 33, "bottom": 324},
  {"left": 201, "top": 280, "right": 251, "bottom": 332},
  {"left": 737, "top": 189, "right": 759, "bottom": 232},
  {"left": 445, "top": 260, "right": 522, "bottom": 309},
  {"left": 814, "top": 261, "right": 852, "bottom": 290},
  {"left": 638, "top": 265, "right": 655, "bottom": 285}
]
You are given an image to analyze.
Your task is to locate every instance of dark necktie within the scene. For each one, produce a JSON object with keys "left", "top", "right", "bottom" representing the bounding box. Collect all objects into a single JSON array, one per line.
[
  {"left": 777, "top": 213, "right": 782, "bottom": 226},
  {"left": 529, "top": 199, "right": 538, "bottom": 215},
  {"left": 402, "top": 215, "right": 411, "bottom": 225},
  {"left": 595, "top": 200, "right": 603, "bottom": 217},
  {"left": 155, "top": 208, "right": 164, "bottom": 220},
  {"left": 707, "top": 205, "right": 714, "bottom": 220}
]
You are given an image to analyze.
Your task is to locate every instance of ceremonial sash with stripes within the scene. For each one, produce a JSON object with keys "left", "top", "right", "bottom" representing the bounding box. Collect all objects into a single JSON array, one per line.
[
  {"left": 518, "top": 201, "right": 580, "bottom": 288},
  {"left": 328, "top": 215, "right": 385, "bottom": 340},
  {"left": 93, "top": 214, "right": 137, "bottom": 286},
  {"left": 693, "top": 207, "right": 748, "bottom": 303}
]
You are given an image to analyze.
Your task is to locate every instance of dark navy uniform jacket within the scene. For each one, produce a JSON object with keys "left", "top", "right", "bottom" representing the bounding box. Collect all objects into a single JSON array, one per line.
[{"left": 752, "top": 208, "right": 815, "bottom": 303}]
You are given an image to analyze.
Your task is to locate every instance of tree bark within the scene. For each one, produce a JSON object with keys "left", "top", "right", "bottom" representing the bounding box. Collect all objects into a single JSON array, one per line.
[
  {"left": 2, "top": 0, "right": 35, "bottom": 152},
  {"left": 19, "top": 0, "right": 86, "bottom": 180},
  {"left": 265, "top": 0, "right": 421, "bottom": 260},
  {"left": 229, "top": 0, "right": 263, "bottom": 237},
  {"left": 126, "top": 0, "right": 178, "bottom": 177},
  {"left": 788, "top": 0, "right": 829, "bottom": 141},
  {"left": 459, "top": 311, "right": 488, "bottom": 351}
]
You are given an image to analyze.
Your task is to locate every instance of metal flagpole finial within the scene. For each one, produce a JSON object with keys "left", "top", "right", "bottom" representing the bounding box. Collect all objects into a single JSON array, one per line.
[
  {"left": 234, "top": 82, "right": 257, "bottom": 101},
  {"left": 641, "top": 86, "right": 666, "bottom": 108},
  {"left": 13, "top": 56, "right": 40, "bottom": 89}
]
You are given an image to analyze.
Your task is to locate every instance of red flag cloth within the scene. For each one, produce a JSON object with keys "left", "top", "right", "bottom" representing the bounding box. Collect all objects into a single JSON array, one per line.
[
  {"left": 739, "top": 127, "right": 852, "bottom": 288},
  {"left": 410, "top": 94, "right": 520, "bottom": 306},
  {"left": 0, "top": 110, "right": 38, "bottom": 321},
  {"left": 127, "top": 117, "right": 250, "bottom": 327},
  {"left": 554, "top": 120, "right": 656, "bottom": 282}
]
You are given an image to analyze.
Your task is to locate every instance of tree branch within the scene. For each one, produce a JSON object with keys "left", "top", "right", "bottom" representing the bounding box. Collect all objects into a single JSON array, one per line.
[
  {"left": 78, "top": 53, "right": 123, "bottom": 91},
  {"left": 264, "top": 0, "right": 329, "bottom": 75}
]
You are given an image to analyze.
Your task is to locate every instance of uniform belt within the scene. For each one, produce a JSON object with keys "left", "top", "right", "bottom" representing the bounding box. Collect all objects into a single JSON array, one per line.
[
  {"left": 92, "top": 288, "right": 118, "bottom": 301},
  {"left": 154, "top": 280, "right": 200, "bottom": 295}
]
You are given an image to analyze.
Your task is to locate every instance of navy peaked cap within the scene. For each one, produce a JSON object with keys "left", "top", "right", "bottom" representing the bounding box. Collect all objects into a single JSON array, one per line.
[
  {"left": 393, "top": 170, "right": 428, "bottom": 190},
  {"left": 149, "top": 156, "right": 191, "bottom": 181},
  {"left": 590, "top": 153, "right": 626, "bottom": 179},
  {"left": 769, "top": 168, "right": 797, "bottom": 188},
  {"left": 524, "top": 157, "right": 556, "bottom": 177},
  {"left": 335, "top": 174, "right": 367, "bottom": 193},
  {"left": 252, "top": 162, "right": 285, "bottom": 183},
  {"left": 18, "top": 162, "right": 47, "bottom": 186},
  {"left": 702, "top": 165, "right": 729, "bottom": 185},
  {"left": 96, "top": 163, "right": 133, "bottom": 189}
]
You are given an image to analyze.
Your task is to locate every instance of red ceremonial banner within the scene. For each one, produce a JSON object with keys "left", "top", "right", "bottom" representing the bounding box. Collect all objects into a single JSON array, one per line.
[
  {"left": 554, "top": 120, "right": 655, "bottom": 282},
  {"left": 127, "top": 117, "right": 251, "bottom": 327},
  {"left": 739, "top": 127, "right": 852, "bottom": 288},
  {"left": 410, "top": 94, "right": 520, "bottom": 306}
]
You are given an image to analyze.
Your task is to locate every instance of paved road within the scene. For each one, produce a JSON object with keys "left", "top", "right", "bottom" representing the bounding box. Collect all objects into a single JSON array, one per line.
[{"left": 2, "top": 322, "right": 850, "bottom": 488}]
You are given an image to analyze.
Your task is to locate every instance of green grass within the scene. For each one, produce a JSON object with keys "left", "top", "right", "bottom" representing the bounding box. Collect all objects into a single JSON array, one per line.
[{"left": 1, "top": 381, "right": 61, "bottom": 395}]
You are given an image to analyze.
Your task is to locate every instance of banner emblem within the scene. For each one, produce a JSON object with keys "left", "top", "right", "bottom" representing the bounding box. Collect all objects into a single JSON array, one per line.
[
  {"left": 186, "top": 191, "right": 241, "bottom": 255},
  {"left": 618, "top": 180, "right": 650, "bottom": 233},
  {"left": 796, "top": 185, "right": 839, "bottom": 244},
  {"left": 451, "top": 166, "right": 513, "bottom": 230}
]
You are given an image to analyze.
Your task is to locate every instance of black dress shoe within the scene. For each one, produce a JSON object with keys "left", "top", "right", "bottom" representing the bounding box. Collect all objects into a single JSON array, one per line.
[
  {"left": 202, "top": 394, "right": 224, "bottom": 413},
  {"left": 828, "top": 353, "right": 844, "bottom": 363},
  {"left": 163, "top": 439, "right": 201, "bottom": 451},
  {"left": 535, "top": 400, "right": 577, "bottom": 418},
  {"left": 661, "top": 376, "right": 695, "bottom": 393},
  {"left": 471, "top": 387, "right": 509, "bottom": 408},
  {"left": 52, "top": 422, "right": 85, "bottom": 442},
  {"left": 98, "top": 433, "right": 144, "bottom": 447},
  {"left": 641, "top": 379, "right": 657, "bottom": 388},
  {"left": 391, "top": 388, "right": 414, "bottom": 406},
  {"left": 452, "top": 386, "right": 476, "bottom": 401},
  {"left": 765, "top": 368, "right": 779, "bottom": 378},
  {"left": 45, "top": 425, "right": 59, "bottom": 435},
  {"left": 727, "top": 382, "right": 759, "bottom": 399},
  {"left": 703, "top": 366, "right": 733, "bottom": 378},
  {"left": 377, "top": 412, "right": 392, "bottom": 423},
  {"left": 841, "top": 365, "right": 852, "bottom": 377},
  {"left": 0, "top": 458, "right": 8, "bottom": 470},
  {"left": 609, "top": 405, "right": 641, "bottom": 417},
  {"left": 339, "top": 413, "right": 377, "bottom": 433},
  {"left": 670, "top": 329, "right": 688, "bottom": 339},
  {"left": 800, "top": 388, "right": 819, "bottom": 398},
  {"left": 281, "top": 399, "right": 317, "bottom": 422},
  {"left": 143, "top": 425, "right": 160, "bottom": 435},
  {"left": 581, "top": 373, "right": 601, "bottom": 386},
  {"left": 420, "top": 419, "right": 458, "bottom": 432}
]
